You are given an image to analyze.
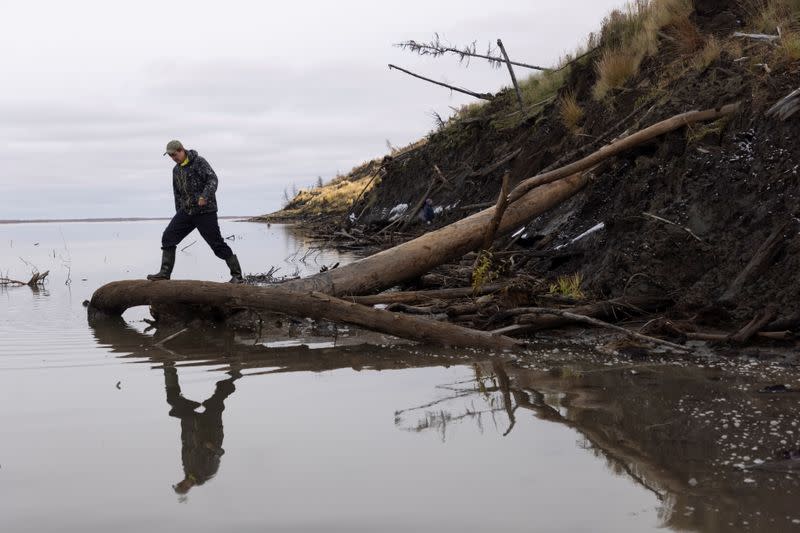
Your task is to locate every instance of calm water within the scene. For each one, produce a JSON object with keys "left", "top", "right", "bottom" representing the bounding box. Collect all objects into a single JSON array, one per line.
[{"left": 1, "top": 221, "right": 797, "bottom": 532}]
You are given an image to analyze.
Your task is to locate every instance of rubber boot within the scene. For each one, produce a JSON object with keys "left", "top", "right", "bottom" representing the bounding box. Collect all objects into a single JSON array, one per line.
[
  {"left": 146, "top": 248, "right": 176, "bottom": 281},
  {"left": 226, "top": 254, "right": 245, "bottom": 284}
]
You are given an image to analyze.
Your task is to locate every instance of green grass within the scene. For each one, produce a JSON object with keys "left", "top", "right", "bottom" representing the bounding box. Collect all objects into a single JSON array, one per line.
[{"left": 549, "top": 273, "right": 585, "bottom": 299}]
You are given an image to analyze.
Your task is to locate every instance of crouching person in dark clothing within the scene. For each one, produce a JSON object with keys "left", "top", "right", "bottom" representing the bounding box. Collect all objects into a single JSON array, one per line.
[{"left": 147, "top": 140, "right": 244, "bottom": 283}]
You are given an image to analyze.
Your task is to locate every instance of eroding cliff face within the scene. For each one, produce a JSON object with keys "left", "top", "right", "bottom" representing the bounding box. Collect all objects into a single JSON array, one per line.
[{"left": 346, "top": 11, "right": 799, "bottom": 322}]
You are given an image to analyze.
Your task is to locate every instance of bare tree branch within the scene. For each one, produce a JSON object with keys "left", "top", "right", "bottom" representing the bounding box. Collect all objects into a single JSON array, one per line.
[
  {"left": 395, "top": 34, "right": 549, "bottom": 71},
  {"left": 388, "top": 64, "right": 493, "bottom": 100}
]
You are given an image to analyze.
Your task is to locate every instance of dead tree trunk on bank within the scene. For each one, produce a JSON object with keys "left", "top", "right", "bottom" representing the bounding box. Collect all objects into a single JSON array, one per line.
[
  {"left": 88, "top": 280, "right": 521, "bottom": 351},
  {"left": 280, "top": 172, "right": 589, "bottom": 296}
]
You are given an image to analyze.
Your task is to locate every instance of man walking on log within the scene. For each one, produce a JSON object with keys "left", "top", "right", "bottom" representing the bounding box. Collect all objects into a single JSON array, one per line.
[{"left": 147, "top": 140, "right": 244, "bottom": 283}]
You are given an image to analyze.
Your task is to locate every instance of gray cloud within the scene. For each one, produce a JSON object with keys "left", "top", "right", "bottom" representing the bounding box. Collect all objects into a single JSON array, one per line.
[{"left": 0, "top": 0, "right": 626, "bottom": 219}]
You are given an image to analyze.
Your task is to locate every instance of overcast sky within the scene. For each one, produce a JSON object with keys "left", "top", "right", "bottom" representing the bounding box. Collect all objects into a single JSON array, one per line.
[{"left": 0, "top": 0, "right": 626, "bottom": 219}]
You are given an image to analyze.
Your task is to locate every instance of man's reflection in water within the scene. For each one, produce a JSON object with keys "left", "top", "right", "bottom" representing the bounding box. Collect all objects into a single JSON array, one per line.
[{"left": 162, "top": 362, "right": 242, "bottom": 496}]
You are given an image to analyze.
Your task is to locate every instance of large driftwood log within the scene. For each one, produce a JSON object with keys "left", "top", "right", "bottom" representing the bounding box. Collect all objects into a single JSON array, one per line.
[
  {"left": 88, "top": 280, "right": 521, "bottom": 351},
  {"left": 281, "top": 173, "right": 590, "bottom": 296},
  {"left": 507, "top": 103, "right": 740, "bottom": 203}
]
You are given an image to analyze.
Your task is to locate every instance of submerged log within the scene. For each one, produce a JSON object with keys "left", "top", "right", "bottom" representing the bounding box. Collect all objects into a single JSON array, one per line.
[{"left": 88, "top": 280, "right": 521, "bottom": 351}]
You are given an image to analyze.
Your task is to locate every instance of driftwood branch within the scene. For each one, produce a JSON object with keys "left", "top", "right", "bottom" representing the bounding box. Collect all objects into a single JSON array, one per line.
[
  {"left": 732, "top": 32, "right": 780, "bottom": 41},
  {"left": 687, "top": 330, "right": 794, "bottom": 342},
  {"left": 466, "top": 148, "right": 521, "bottom": 179},
  {"left": 482, "top": 173, "right": 511, "bottom": 250},
  {"left": 512, "top": 307, "right": 690, "bottom": 352},
  {"left": 492, "top": 296, "right": 670, "bottom": 332},
  {"left": 720, "top": 222, "right": 789, "bottom": 303},
  {"left": 388, "top": 64, "right": 494, "bottom": 101},
  {"left": 766, "top": 87, "right": 800, "bottom": 121},
  {"left": 507, "top": 103, "right": 741, "bottom": 203},
  {"left": 350, "top": 284, "right": 504, "bottom": 305},
  {"left": 642, "top": 212, "right": 703, "bottom": 242},
  {"left": 730, "top": 306, "right": 779, "bottom": 344},
  {"left": 497, "top": 39, "right": 524, "bottom": 113},
  {"left": 0, "top": 270, "right": 49, "bottom": 287}
]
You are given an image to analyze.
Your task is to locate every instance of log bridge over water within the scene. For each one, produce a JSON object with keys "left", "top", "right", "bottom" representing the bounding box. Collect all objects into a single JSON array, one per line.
[{"left": 89, "top": 105, "right": 740, "bottom": 351}]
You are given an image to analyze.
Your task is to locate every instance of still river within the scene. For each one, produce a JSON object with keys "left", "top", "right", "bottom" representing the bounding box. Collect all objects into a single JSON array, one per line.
[{"left": 0, "top": 220, "right": 798, "bottom": 532}]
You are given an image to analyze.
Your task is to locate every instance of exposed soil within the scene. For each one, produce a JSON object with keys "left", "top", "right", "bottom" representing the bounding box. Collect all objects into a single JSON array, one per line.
[{"left": 283, "top": 14, "right": 797, "bottom": 330}]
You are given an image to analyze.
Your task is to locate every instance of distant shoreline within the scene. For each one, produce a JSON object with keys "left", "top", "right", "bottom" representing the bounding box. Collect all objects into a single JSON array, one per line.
[{"left": 0, "top": 216, "right": 254, "bottom": 225}]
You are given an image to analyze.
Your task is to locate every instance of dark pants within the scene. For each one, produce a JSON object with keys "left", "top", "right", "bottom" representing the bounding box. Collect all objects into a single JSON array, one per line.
[{"left": 162, "top": 211, "right": 233, "bottom": 260}]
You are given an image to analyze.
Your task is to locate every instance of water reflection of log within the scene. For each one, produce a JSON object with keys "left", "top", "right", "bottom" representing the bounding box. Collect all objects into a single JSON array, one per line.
[
  {"left": 394, "top": 361, "right": 697, "bottom": 524},
  {"left": 90, "top": 317, "right": 484, "bottom": 498},
  {"left": 89, "top": 316, "right": 473, "bottom": 377}
]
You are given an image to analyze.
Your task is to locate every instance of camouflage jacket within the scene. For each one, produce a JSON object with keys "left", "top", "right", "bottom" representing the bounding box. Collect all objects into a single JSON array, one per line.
[{"left": 172, "top": 149, "right": 219, "bottom": 214}]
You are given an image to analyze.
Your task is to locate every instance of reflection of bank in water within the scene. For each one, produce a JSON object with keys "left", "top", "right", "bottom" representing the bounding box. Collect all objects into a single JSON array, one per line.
[
  {"left": 395, "top": 360, "right": 800, "bottom": 533},
  {"left": 90, "top": 317, "right": 800, "bottom": 530}
]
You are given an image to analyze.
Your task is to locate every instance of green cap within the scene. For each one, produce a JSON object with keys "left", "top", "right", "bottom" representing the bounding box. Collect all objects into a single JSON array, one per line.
[{"left": 164, "top": 140, "right": 184, "bottom": 156}]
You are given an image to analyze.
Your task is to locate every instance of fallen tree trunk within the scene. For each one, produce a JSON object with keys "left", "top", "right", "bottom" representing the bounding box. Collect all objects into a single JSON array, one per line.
[
  {"left": 88, "top": 280, "right": 522, "bottom": 351},
  {"left": 278, "top": 104, "right": 738, "bottom": 299},
  {"left": 507, "top": 103, "right": 740, "bottom": 203},
  {"left": 280, "top": 173, "right": 590, "bottom": 296}
]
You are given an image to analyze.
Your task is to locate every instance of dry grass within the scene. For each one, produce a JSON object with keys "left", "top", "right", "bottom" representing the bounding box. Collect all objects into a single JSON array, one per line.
[
  {"left": 740, "top": 1, "right": 800, "bottom": 63},
  {"left": 741, "top": 0, "right": 800, "bottom": 33},
  {"left": 665, "top": 15, "right": 705, "bottom": 56},
  {"left": 692, "top": 36, "right": 722, "bottom": 71},
  {"left": 559, "top": 90, "right": 584, "bottom": 132},
  {"left": 781, "top": 30, "right": 800, "bottom": 60},
  {"left": 592, "top": 0, "right": 693, "bottom": 99},
  {"left": 593, "top": 48, "right": 642, "bottom": 99},
  {"left": 285, "top": 175, "right": 375, "bottom": 214}
]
